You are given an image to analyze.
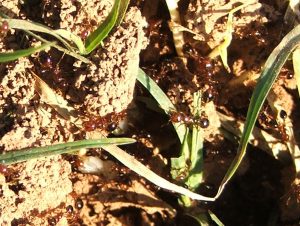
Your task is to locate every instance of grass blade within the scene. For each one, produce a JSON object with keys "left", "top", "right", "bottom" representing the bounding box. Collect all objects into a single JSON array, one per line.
[
  {"left": 84, "top": 0, "right": 121, "bottom": 54},
  {"left": 6, "top": 18, "right": 74, "bottom": 51},
  {"left": 185, "top": 92, "right": 204, "bottom": 191},
  {"left": 208, "top": 210, "right": 225, "bottom": 226},
  {"left": 54, "top": 29, "right": 85, "bottom": 54},
  {"left": 215, "top": 24, "right": 300, "bottom": 199},
  {"left": 103, "top": 145, "right": 215, "bottom": 201},
  {"left": 170, "top": 129, "right": 190, "bottom": 179},
  {"left": 0, "top": 138, "right": 135, "bottom": 165},
  {"left": 185, "top": 213, "right": 210, "bottom": 226},
  {"left": 25, "top": 30, "right": 91, "bottom": 64},
  {"left": 0, "top": 42, "right": 53, "bottom": 62},
  {"left": 137, "top": 68, "right": 186, "bottom": 143},
  {"left": 292, "top": 47, "right": 300, "bottom": 98},
  {"left": 115, "top": 0, "right": 130, "bottom": 26}
]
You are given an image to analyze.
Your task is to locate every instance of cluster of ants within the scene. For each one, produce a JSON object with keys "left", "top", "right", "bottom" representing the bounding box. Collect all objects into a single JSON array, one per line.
[
  {"left": 83, "top": 111, "right": 127, "bottom": 133},
  {"left": 169, "top": 111, "right": 209, "bottom": 129}
]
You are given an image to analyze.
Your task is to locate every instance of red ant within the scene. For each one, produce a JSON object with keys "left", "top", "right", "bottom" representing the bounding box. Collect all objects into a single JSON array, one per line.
[
  {"left": 83, "top": 111, "right": 126, "bottom": 132},
  {"left": 80, "top": 18, "right": 97, "bottom": 40},
  {"left": 169, "top": 111, "right": 209, "bottom": 129},
  {"left": 0, "top": 20, "right": 9, "bottom": 38},
  {"left": 183, "top": 43, "right": 215, "bottom": 77},
  {"left": 37, "top": 52, "right": 70, "bottom": 89},
  {"left": 1, "top": 20, "right": 9, "bottom": 33},
  {"left": 278, "top": 110, "right": 289, "bottom": 142}
]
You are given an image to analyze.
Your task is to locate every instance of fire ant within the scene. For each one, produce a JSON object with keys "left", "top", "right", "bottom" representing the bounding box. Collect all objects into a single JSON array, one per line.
[
  {"left": 0, "top": 20, "right": 9, "bottom": 35},
  {"left": 83, "top": 111, "right": 126, "bottom": 133},
  {"left": 202, "top": 86, "right": 217, "bottom": 103},
  {"left": 259, "top": 107, "right": 290, "bottom": 143},
  {"left": 0, "top": 164, "right": 9, "bottom": 176},
  {"left": 279, "top": 68, "right": 294, "bottom": 80},
  {"left": 147, "top": 18, "right": 163, "bottom": 37},
  {"left": 182, "top": 43, "right": 215, "bottom": 77},
  {"left": 169, "top": 111, "right": 209, "bottom": 129},
  {"left": 278, "top": 110, "right": 290, "bottom": 142},
  {"left": 37, "top": 51, "right": 70, "bottom": 89},
  {"left": 80, "top": 18, "right": 97, "bottom": 40}
]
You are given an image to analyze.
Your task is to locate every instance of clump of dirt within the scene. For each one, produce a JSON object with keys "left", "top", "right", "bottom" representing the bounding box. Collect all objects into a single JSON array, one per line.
[
  {"left": 0, "top": 156, "right": 73, "bottom": 225},
  {"left": 74, "top": 7, "right": 148, "bottom": 116}
]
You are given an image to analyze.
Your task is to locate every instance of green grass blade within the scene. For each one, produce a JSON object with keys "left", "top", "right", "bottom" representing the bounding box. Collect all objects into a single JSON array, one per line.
[
  {"left": 84, "top": 0, "right": 121, "bottom": 54},
  {"left": 0, "top": 42, "right": 53, "bottom": 62},
  {"left": 185, "top": 92, "right": 204, "bottom": 191},
  {"left": 25, "top": 30, "right": 91, "bottom": 64},
  {"left": 208, "top": 210, "right": 225, "bottom": 226},
  {"left": 292, "top": 47, "right": 300, "bottom": 97},
  {"left": 137, "top": 68, "right": 186, "bottom": 143},
  {"left": 115, "top": 0, "right": 130, "bottom": 26},
  {"left": 215, "top": 24, "right": 300, "bottom": 199},
  {"left": 54, "top": 29, "right": 85, "bottom": 54},
  {"left": 6, "top": 18, "right": 74, "bottom": 51},
  {"left": 0, "top": 138, "right": 135, "bottom": 165},
  {"left": 170, "top": 128, "right": 190, "bottom": 179},
  {"left": 103, "top": 145, "right": 215, "bottom": 201},
  {"left": 2, "top": 14, "right": 88, "bottom": 59}
]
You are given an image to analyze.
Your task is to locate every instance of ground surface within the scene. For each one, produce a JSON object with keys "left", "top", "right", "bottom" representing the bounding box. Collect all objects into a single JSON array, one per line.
[{"left": 0, "top": 0, "right": 300, "bottom": 225}]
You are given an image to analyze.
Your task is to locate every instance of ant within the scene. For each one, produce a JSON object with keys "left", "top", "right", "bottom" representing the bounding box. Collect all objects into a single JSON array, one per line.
[
  {"left": 277, "top": 110, "right": 290, "bottom": 142},
  {"left": 202, "top": 86, "right": 217, "bottom": 103},
  {"left": 279, "top": 68, "right": 294, "bottom": 80},
  {"left": 0, "top": 20, "right": 9, "bottom": 35},
  {"left": 259, "top": 107, "right": 290, "bottom": 143},
  {"left": 0, "top": 20, "right": 9, "bottom": 39},
  {"left": 169, "top": 111, "right": 209, "bottom": 129},
  {"left": 147, "top": 18, "right": 163, "bottom": 37},
  {"left": 83, "top": 111, "right": 126, "bottom": 133},
  {"left": 36, "top": 51, "right": 70, "bottom": 89},
  {"left": 80, "top": 18, "right": 97, "bottom": 40},
  {"left": 182, "top": 43, "right": 215, "bottom": 77}
]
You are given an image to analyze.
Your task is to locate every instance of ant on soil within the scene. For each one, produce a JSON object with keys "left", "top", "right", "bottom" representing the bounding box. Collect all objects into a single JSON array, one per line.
[
  {"left": 83, "top": 111, "right": 126, "bottom": 133},
  {"left": 277, "top": 109, "right": 290, "bottom": 142},
  {"left": 259, "top": 107, "right": 290, "bottom": 143},
  {"left": 0, "top": 20, "right": 9, "bottom": 37},
  {"left": 38, "top": 52, "right": 68, "bottom": 86},
  {"left": 279, "top": 68, "right": 294, "bottom": 80},
  {"left": 182, "top": 43, "right": 215, "bottom": 77},
  {"left": 169, "top": 111, "right": 209, "bottom": 129},
  {"left": 80, "top": 18, "right": 97, "bottom": 40}
]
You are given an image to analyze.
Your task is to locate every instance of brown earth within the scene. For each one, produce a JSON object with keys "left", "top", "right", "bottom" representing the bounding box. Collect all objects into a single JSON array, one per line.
[{"left": 0, "top": 0, "right": 299, "bottom": 225}]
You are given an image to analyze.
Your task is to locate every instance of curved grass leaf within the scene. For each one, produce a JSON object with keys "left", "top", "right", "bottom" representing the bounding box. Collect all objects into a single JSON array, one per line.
[
  {"left": 0, "top": 138, "right": 135, "bottom": 165},
  {"left": 214, "top": 24, "right": 300, "bottom": 199},
  {"left": 293, "top": 47, "right": 300, "bottom": 98},
  {"left": 208, "top": 210, "right": 225, "bottom": 226},
  {"left": 115, "top": 0, "right": 130, "bottom": 26},
  {"left": 84, "top": 0, "right": 130, "bottom": 54},
  {"left": 103, "top": 144, "right": 215, "bottom": 201},
  {"left": 137, "top": 68, "right": 186, "bottom": 143},
  {"left": 185, "top": 92, "right": 204, "bottom": 191},
  {"left": 0, "top": 42, "right": 53, "bottom": 62},
  {"left": 6, "top": 18, "right": 74, "bottom": 51},
  {"left": 54, "top": 29, "right": 85, "bottom": 54},
  {"left": 25, "top": 30, "right": 91, "bottom": 64}
]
